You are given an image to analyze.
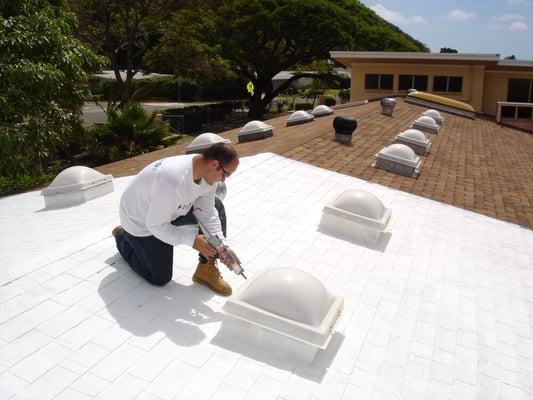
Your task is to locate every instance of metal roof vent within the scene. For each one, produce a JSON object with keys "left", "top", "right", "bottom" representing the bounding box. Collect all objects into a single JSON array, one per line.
[
  {"left": 238, "top": 120, "right": 273, "bottom": 143},
  {"left": 411, "top": 115, "right": 440, "bottom": 134},
  {"left": 222, "top": 268, "right": 344, "bottom": 363},
  {"left": 422, "top": 109, "right": 443, "bottom": 125},
  {"left": 185, "top": 133, "right": 231, "bottom": 154},
  {"left": 380, "top": 97, "right": 397, "bottom": 116},
  {"left": 319, "top": 190, "right": 391, "bottom": 246},
  {"left": 311, "top": 105, "right": 334, "bottom": 117},
  {"left": 41, "top": 166, "right": 113, "bottom": 209},
  {"left": 374, "top": 143, "right": 422, "bottom": 178},
  {"left": 394, "top": 129, "right": 431, "bottom": 155},
  {"left": 287, "top": 110, "right": 314, "bottom": 126}
]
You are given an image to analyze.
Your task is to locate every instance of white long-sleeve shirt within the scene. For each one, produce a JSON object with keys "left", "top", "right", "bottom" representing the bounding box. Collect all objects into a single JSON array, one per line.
[{"left": 119, "top": 154, "right": 223, "bottom": 246}]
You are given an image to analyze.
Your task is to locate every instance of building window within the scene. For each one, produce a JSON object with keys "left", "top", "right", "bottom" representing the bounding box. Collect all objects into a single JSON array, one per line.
[
  {"left": 507, "top": 79, "right": 533, "bottom": 103},
  {"left": 433, "top": 76, "right": 463, "bottom": 93},
  {"left": 399, "top": 75, "right": 428, "bottom": 91},
  {"left": 365, "top": 74, "right": 393, "bottom": 90}
]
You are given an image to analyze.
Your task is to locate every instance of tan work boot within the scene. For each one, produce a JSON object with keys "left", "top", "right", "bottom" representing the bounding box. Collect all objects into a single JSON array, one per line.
[
  {"left": 193, "top": 258, "right": 232, "bottom": 296},
  {"left": 112, "top": 226, "right": 123, "bottom": 237}
]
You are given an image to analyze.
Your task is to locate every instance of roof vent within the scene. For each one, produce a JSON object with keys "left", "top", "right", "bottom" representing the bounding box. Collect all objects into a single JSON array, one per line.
[
  {"left": 41, "top": 166, "right": 113, "bottom": 209},
  {"left": 319, "top": 190, "right": 391, "bottom": 246},
  {"left": 411, "top": 115, "right": 440, "bottom": 134},
  {"left": 185, "top": 133, "right": 231, "bottom": 154},
  {"left": 222, "top": 268, "right": 344, "bottom": 363},
  {"left": 287, "top": 110, "right": 314, "bottom": 126},
  {"left": 422, "top": 109, "right": 443, "bottom": 125},
  {"left": 380, "top": 97, "right": 397, "bottom": 116},
  {"left": 394, "top": 129, "right": 431, "bottom": 155},
  {"left": 238, "top": 120, "right": 273, "bottom": 143},
  {"left": 374, "top": 143, "right": 422, "bottom": 178},
  {"left": 311, "top": 105, "right": 334, "bottom": 117},
  {"left": 333, "top": 116, "right": 358, "bottom": 144}
]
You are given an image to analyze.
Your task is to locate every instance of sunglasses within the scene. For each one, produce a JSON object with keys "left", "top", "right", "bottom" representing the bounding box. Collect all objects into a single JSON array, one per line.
[{"left": 218, "top": 163, "right": 230, "bottom": 179}]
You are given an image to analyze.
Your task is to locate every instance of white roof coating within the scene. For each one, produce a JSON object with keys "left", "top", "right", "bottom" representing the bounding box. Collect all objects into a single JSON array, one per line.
[{"left": 1, "top": 153, "right": 533, "bottom": 399}]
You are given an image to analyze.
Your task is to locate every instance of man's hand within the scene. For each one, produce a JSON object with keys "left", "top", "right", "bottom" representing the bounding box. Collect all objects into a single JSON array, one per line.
[
  {"left": 218, "top": 246, "right": 241, "bottom": 270},
  {"left": 192, "top": 234, "right": 217, "bottom": 258}
]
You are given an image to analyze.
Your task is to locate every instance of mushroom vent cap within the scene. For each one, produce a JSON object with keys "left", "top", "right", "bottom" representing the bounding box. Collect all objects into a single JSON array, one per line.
[
  {"left": 287, "top": 110, "right": 314, "bottom": 126},
  {"left": 239, "top": 268, "right": 335, "bottom": 327},
  {"left": 185, "top": 133, "right": 230, "bottom": 153},
  {"left": 239, "top": 120, "right": 273, "bottom": 134},
  {"left": 398, "top": 129, "right": 428, "bottom": 143},
  {"left": 380, "top": 97, "right": 397, "bottom": 106},
  {"left": 311, "top": 105, "right": 333, "bottom": 117},
  {"left": 331, "top": 190, "right": 387, "bottom": 221},
  {"left": 41, "top": 166, "right": 111, "bottom": 195},
  {"left": 381, "top": 143, "right": 418, "bottom": 162},
  {"left": 414, "top": 115, "right": 438, "bottom": 128}
]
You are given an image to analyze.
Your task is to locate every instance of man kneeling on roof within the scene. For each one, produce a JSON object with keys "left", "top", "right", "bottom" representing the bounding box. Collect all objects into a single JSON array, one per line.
[{"left": 112, "top": 143, "right": 240, "bottom": 296}]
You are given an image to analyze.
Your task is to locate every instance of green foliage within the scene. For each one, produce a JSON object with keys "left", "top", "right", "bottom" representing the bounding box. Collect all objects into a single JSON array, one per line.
[
  {"left": 295, "top": 103, "right": 314, "bottom": 111},
  {"left": 87, "top": 103, "right": 179, "bottom": 163},
  {"left": 0, "top": 0, "right": 103, "bottom": 183},
  {"left": 161, "top": 0, "right": 428, "bottom": 119},
  {"left": 0, "top": 171, "right": 57, "bottom": 197},
  {"left": 440, "top": 47, "right": 458, "bottom": 53},
  {"left": 324, "top": 96, "right": 336, "bottom": 106},
  {"left": 338, "top": 88, "right": 350, "bottom": 102}
]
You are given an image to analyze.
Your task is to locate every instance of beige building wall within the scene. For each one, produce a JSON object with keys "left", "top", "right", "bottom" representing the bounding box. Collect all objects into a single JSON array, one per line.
[
  {"left": 349, "top": 63, "right": 487, "bottom": 112},
  {"left": 483, "top": 70, "right": 533, "bottom": 116}
]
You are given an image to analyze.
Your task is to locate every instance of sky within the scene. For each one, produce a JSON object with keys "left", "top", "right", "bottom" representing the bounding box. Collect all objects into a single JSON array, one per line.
[{"left": 358, "top": 0, "right": 533, "bottom": 59}]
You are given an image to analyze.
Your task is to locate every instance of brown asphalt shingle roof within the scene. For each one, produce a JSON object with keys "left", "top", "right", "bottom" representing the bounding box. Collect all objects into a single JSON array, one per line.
[{"left": 96, "top": 99, "right": 533, "bottom": 228}]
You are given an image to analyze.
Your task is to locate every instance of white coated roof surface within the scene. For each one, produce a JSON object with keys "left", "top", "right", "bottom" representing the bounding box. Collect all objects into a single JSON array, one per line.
[{"left": 1, "top": 153, "right": 533, "bottom": 399}]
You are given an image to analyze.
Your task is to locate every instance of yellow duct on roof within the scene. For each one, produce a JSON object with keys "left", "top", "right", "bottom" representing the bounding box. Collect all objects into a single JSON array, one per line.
[{"left": 407, "top": 91, "right": 474, "bottom": 112}]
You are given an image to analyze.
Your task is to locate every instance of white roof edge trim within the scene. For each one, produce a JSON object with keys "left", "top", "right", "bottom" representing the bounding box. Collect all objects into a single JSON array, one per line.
[
  {"left": 322, "top": 204, "right": 391, "bottom": 230},
  {"left": 497, "top": 60, "right": 533, "bottom": 67},
  {"left": 330, "top": 51, "right": 501, "bottom": 62}
]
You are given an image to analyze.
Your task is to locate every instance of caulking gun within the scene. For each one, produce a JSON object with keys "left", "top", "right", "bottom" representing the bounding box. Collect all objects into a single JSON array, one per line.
[{"left": 194, "top": 214, "right": 247, "bottom": 279}]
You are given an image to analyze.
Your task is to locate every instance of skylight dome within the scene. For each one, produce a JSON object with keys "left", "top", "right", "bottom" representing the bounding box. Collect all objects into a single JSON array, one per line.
[
  {"left": 374, "top": 144, "right": 422, "bottom": 178},
  {"left": 311, "top": 105, "right": 333, "bottom": 117},
  {"left": 41, "top": 166, "right": 114, "bottom": 209},
  {"left": 286, "top": 110, "right": 314, "bottom": 126},
  {"left": 412, "top": 115, "right": 440, "bottom": 134},
  {"left": 238, "top": 120, "right": 273, "bottom": 143},
  {"left": 319, "top": 190, "right": 391, "bottom": 245},
  {"left": 222, "top": 268, "right": 344, "bottom": 363},
  {"left": 422, "top": 109, "right": 443, "bottom": 125},
  {"left": 185, "top": 133, "right": 231, "bottom": 154},
  {"left": 395, "top": 129, "right": 431, "bottom": 155}
]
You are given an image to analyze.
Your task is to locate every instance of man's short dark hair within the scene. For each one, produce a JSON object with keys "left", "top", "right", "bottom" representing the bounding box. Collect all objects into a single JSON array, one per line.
[{"left": 202, "top": 143, "right": 238, "bottom": 167}]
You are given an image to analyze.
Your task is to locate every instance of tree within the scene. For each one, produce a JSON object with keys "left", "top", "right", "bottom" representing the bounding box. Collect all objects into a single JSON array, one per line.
[
  {"left": 158, "top": 0, "right": 428, "bottom": 119},
  {"left": 505, "top": 55, "right": 516, "bottom": 60},
  {"left": 440, "top": 47, "right": 458, "bottom": 53},
  {"left": 68, "top": 0, "right": 177, "bottom": 105},
  {"left": 0, "top": 0, "right": 102, "bottom": 179}
]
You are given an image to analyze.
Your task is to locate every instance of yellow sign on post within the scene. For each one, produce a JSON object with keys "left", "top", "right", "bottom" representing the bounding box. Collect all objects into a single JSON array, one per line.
[{"left": 246, "top": 81, "right": 254, "bottom": 96}]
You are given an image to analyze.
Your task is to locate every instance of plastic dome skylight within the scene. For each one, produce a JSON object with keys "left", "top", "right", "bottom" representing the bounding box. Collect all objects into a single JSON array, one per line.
[
  {"left": 395, "top": 129, "right": 431, "bottom": 155},
  {"left": 238, "top": 120, "right": 273, "bottom": 143},
  {"left": 222, "top": 268, "right": 344, "bottom": 363},
  {"left": 311, "top": 105, "right": 333, "bottom": 117},
  {"left": 185, "top": 133, "right": 231, "bottom": 154},
  {"left": 412, "top": 115, "right": 440, "bottom": 134},
  {"left": 422, "top": 109, "right": 443, "bottom": 125},
  {"left": 41, "top": 166, "right": 114, "bottom": 209},
  {"left": 319, "top": 190, "right": 391, "bottom": 245},
  {"left": 286, "top": 110, "right": 314, "bottom": 126},
  {"left": 377, "top": 144, "right": 420, "bottom": 167}
]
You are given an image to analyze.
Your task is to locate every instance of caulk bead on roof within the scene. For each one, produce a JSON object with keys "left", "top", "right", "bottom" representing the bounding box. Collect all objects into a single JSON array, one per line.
[
  {"left": 330, "top": 190, "right": 387, "bottom": 221},
  {"left": 239, "top": 268, "right": 335, "bottom": 327}
]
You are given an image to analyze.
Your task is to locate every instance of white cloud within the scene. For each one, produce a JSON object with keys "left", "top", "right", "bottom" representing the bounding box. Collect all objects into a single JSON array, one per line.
[
  {"left": 446, "top": 9, "right": 475, "bottom": 22},
  {"left": 510, "top": 21, "right": 529, "bottom": 30},
  {"left": 493, "top": 13, "right": 525, "bottom": 21},
  {"left": 370, "top": 3, "right": 427, "bottom": 24}
]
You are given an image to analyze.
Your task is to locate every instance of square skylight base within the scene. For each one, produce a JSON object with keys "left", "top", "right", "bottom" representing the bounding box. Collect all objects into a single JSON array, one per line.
[
  {"left": 319, "top": 209, "right": 390, "bottom": 246},
  {"left": 43, "top": 180, "right": 114, "bottom": 209},
  {"left": 411, "top": 122, "right": 440, "bottom": 135},
  {"left": 373, "top": 158, "right": 420, "bottom": 178},
  {"left": 238, "top": 130, "right": 273, "bottom": 143},
  {"left": 394, "top": 138, "right": 430, "bottom": 155}
]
